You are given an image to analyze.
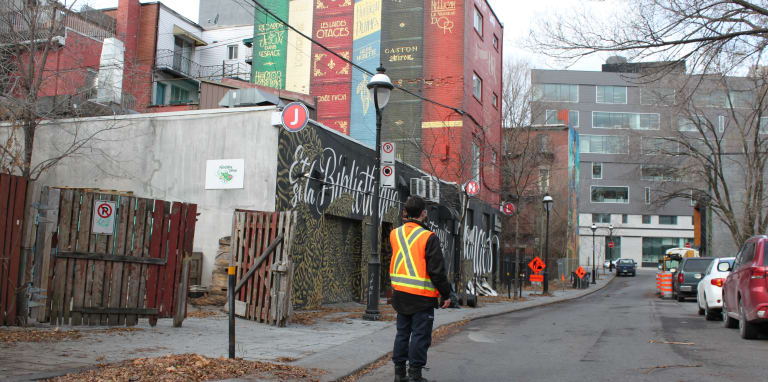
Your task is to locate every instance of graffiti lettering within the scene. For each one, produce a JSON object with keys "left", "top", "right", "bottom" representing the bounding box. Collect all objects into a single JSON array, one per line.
[
  {"left": 289, "top": 145, "right": 400, "bottom": 220},
  {"left": 463, "top": 225, "right": 499, "bottom": 276}
]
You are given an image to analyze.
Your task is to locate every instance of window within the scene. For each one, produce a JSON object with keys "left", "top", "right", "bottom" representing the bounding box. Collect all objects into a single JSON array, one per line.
[
  {"left": 642, "top": 237, "right": 689, "bottom": 264},
  {"left": 591, "top": 186, "right": 629, "bottom": 203},
  {"left": 546, "top": 110, "right": 578, "bottom": 126},
  {"left": 592, "top": 213, "right": 611, "bottom": 224},
  {"left": 596, "top": 86, "right": 627, "bottom": 104},
  {"left": 472, "top": 72, "right": 482, "bottom": 101},
  {"left": 569, "top": 110, "right": 579, "bottom": 127},
  {"left": 760, "top": 117, "right": 768, "bottom": 134},
  {"left": 491, "top": 151, "right": 497, "bottom": 164},
  {"left": 593, "top": 112, "right": 660, "bottom": 130},
  {"left": 155, "top": 82, "right": 166, "bottom": 105},
  {"left": 678, "top": 115, "right": 704, "bottom": 132},
  {"left": 227, "top": 44, "right": 238, "bottom": 60},
  {"left": 644, "top": 187, "right": 651, "bottom": 204},
  {"left": 718, "top": 115, "right": 725, "bottom": 133},
  {"left": 536, "top": 134, "right": 550, "bottom": 152},
  {"left": 545, "top": 110, "right": 558, "bottom": 124},
  {"left": 738, "top": 242, "right": 756, "bottom": 268},
  {"left": 729, "top": 90, "right": 753, "bottom": 109},
  {"left": 690, "top": 189, "right": 696, "bottom": 206},
  {"left": 693, "top": 90, "right": 728, "bottom": 108},
  {"left": 538, "top": 168, "right": 550, "bottom": 192},
  {"left": 659, "top": 215, "right": 677, "bottom": 225},
  {"left": 642, "top": 215, "right": 651, "bottom": 224},
  {"left": 580, "top": 135, "right": 629, "bottom": 154},
  {"left": 533, "top": 83, "right": 578, "bottom": 102},
  {"left": 170, "top": 85, "right": 191, "bottom": 104},
  {"left": 641, "top": 165, "right": 680, "bottom": 181},
  {"left": 622, "top": 214, "right": 628, "bottom": 224},
  {"left": 492, "top": 34, "right": 499, "bottom": 50},
  {"left": 492, "top": 93, "right": 498, "bottom": 108},
  {"left": 642, "top": 137, "right": 678, "bottom": 155},
  {"left": 472, "top": 141, "right": 480, "bottom": 182},
  {"left": 592, "top": 162, "right": 602, "bottom": 179},
  {"left": 473, "top": 6, "right": 483, "bottom": 36},
  {"left": 640, "top": 88, "right": 675, "bottom": 106}
]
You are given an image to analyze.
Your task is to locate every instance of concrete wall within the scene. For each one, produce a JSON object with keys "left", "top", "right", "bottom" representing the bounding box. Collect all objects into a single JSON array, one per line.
[{"left": 29, "top": 106, "right": 280, "bottom": 286}]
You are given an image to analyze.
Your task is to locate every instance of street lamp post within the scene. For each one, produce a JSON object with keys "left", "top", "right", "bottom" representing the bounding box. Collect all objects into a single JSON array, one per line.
[
  {"left": 363, "top": 67, "right": 393, "bottom": 321},
  {"left": 542, "top": 194, "right": 553, "bottom": 293},
  {"left": 608, "top": 224, "right": 614, "bottom": 273},
  {"left": 590, "top": 224, "right": 597, "bottom": 284}
]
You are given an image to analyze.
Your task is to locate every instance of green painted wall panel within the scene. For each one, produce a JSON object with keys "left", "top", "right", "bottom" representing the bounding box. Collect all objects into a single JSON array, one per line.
[{"left": 252, "top": 0, "right": 290, "bottom": 89}]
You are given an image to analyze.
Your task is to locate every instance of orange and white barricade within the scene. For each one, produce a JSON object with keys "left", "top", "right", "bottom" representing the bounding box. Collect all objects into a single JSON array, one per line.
[{"left": 657, "top": 272, "right": 673, "bottom": 298}]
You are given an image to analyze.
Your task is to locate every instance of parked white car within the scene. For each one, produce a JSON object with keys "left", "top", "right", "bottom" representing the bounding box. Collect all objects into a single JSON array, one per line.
[{"left": 697, "top": 256, "right": 736, "bottom": 321}]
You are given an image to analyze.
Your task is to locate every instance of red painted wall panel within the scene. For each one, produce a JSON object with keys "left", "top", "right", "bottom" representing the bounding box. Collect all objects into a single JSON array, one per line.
[{"left": 310, "top": 1, "right": 354, "bottom": 135}]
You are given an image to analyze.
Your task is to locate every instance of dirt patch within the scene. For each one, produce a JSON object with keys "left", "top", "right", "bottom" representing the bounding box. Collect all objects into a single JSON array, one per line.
[
  {"left": 479, "top": 296, "right": 530, "bottom": 303},
  {"left": 190, "top": 294, "right": 227, "bottom": 307},
  {"left": 187, "top": 310, "right": 224, "bottom": 319},
  {"left": 1, "top": 327, "right": 143, "bottom": 344},
  {"left": 291, "top": 305, "right": 397, "bottom": 326},
  {"left": 46, "top": 353, "right": 326, "bottom": 382}
]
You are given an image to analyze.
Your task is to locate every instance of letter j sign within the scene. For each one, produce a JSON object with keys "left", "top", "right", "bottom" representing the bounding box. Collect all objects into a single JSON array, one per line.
[{"left": 281, "top": 102, "right": 310, "bottom": 133}]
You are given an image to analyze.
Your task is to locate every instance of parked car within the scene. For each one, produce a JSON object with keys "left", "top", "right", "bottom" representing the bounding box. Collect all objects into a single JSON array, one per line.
[
  {"left": 722, "top": 235, "right": 768, "bottom": 339},
  {"left": 603, "top": 259, "right": 617, "bottom": 269},
  {"left": 615, "top": 259, "right": 636, "bottom": 276},
  {"left": 672, "top": 257, "right": 714, "bottom": 302},
  {"left": 696, "top": 257, "right": 735, "bottom": 321}
]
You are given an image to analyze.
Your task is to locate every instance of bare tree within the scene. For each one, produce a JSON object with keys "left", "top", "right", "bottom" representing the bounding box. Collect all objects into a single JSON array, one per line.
[
  {"left": 642, "top": 72, "right": 768, "bottom": 248},
  {"left": 529, "top": 0, "right": 768, "bottom": 76},
  {"left": 0, "top": 0, "right": 122, "bottom": 179}
]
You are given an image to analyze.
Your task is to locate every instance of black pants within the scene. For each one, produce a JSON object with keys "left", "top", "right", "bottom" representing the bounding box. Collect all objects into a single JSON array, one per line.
[{"left": 392, "top": 308, "right": 435, "bottom": 368}]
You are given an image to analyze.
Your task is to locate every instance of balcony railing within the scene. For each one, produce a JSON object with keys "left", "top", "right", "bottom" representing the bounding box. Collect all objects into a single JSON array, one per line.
[
  {"left": 0, "top": 6, "right": 114, "bottom": 41},
  {"left": 155, "top": 50, "right": 251, "bottom": 82}
]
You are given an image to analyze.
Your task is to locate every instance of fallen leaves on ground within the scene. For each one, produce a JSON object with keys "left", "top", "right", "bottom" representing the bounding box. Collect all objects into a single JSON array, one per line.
[
  {"left": 1, "top": 327, "right": 143, "bottom": 344},
  {"left": 46, "top": 353, "right": 326, "bottom": 382},
  {"left": 479, "top": 296, "right": 529, "bottom": 303},
  {"left": 189, "top": 293, "right": 227, "bottom": 307},
  {"left": 339, "top": 319, "right": 470, "bottom": 382},
  {"left": 186, "top": 310, "right": 223, "bottom": 319}
]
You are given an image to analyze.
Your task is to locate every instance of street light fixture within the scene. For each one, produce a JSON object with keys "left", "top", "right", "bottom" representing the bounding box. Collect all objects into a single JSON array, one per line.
[
  {"left": 590, "top": 224, "right": 597, "bottom": 284},
  {"left": 542, "top": 194, "right": 553, "bottom": 293},
  {"left": 363, "top": 67, "right": 393, "bottom": 321}
]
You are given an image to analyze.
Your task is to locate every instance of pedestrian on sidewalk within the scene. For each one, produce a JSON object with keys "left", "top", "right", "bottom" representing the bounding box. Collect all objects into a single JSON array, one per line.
[{"left": 389, "top": 196, "right": 453, "bottom": 382}]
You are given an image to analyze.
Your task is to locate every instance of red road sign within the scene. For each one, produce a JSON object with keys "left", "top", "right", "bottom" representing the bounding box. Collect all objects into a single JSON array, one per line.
[
  {"left": 281, "top": 102, "right": 310, "bottom": 133},
  {"left": 382, "top": 142, "right": 394, "bottom": 153},
  {"left": 528, "top": 257, "right": 546, "bottom": 274},
  {"left": 382, "top": 166, "right": 393, "bottom": 177},
  {"left": 465, "top": 180, "right": 479, "bottom": 196},
  {"left": 97, "top": 202, "right": 113, "bottom": 219},
  {"left": 685, "top": 242, "right": 691, "bottom": 248},
  {"left": 530, "top": 274, "right": 544, "bottom": 282},
  {"left": 502, "top": 202, "right": 515, "bottom": 216},
  {"left": 608, "top": 242, "right": 614, "bottom": 248},
  {"left": 575, "top": 266, "right": 586, "bottom": 279}
]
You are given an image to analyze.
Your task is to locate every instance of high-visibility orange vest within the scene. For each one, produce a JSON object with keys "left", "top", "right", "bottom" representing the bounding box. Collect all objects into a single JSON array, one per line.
[{"left": 389, "top": 222, "right": 439, "bottom": 298}]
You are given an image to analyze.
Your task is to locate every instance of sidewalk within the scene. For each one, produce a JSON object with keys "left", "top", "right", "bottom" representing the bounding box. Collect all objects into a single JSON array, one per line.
[{"left": 0, "top": 274, "right": 614, "bottom": 382}]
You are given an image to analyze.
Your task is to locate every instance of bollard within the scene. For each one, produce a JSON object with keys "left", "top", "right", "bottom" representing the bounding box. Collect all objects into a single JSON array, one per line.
[{"left": 228, "top": 266, "right": 236, "bottom": 359}]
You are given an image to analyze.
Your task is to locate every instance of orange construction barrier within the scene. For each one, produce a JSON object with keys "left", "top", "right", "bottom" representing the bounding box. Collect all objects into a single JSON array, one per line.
[{"left": 657, "top": 272, "right": 673, "bottom": 298}]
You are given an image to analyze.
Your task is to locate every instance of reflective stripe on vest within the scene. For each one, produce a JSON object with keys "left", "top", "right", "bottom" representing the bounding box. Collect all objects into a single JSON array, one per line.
[{"left": 389, "top": 223, "right": 438, "bottom": 297}]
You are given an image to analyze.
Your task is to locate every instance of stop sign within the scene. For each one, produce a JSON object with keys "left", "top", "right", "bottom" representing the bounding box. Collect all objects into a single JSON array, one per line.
[
  {"left": 685, "top": 242, "right": 691, "bottom": 248},
  {"left": 608, "top": 242, "right": 614, "bottom": 248}
]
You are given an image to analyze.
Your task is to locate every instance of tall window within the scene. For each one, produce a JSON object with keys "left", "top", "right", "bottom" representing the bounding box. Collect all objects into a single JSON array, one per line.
[
  {"left": 472, "top": 72, "right": 482, "bottom": 101},
  {"left": 534, "top": 83, "right": 578, "bottom": 102},
  {"left": 472, "top": 141, "right": 480, "bottom": 182},
  {"left": 591, "top": 186, "right": 629, "bottom": 203},
  {"left": 593, "top": 112, "right": 660, "bottom": 130},
  {"left": 659, "top": 215, "right": 678, "bottom": 225},
  {"left": 538, "top": 168, "right": 550, "bottom": 192},
  {"left": 596, "top": 86, "right": 627, "bottom": 104},
  {"left": 492, "top": 93, "right": 498, "bottom": 108},
  {"left": 678, "top": 115, "right": 704, "bottom": 132},
  {"left": 718, "top": 115, "right": 725, "bottom": 133},
  {"left": 492, "top": 34, "right": 499, "bottom": 50},
  {"left": 580, "top": 135, "right": 629, "bottom": 154},
  {"left": 644, "top": 187, "right": 651, "bottom": 204},
  {"left": 642, "top": 215, "right": 651, "bottom": 224},
  {"left": 622, "top": 214, "right": 628, "bottom": 224},
  {"left": 227, "top": 45, "right": 238, "bottom": 60},
  {"left": 592, "top": 213, "right": 611, "bottom": 224},
  {"left": 640, "top": 88, "right": 675, "bottom": 106},
  {"left": 569, "top": 110, "right": 579, "bottom": 127},
  {"left": 592, "top": 162, "right": 602, "bottom": 179},
  {"left": 473, "top": 6, "right": 483, "bottom": 36}
]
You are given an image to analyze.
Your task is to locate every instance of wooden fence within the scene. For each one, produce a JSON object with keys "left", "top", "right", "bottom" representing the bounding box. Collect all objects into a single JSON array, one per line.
[
  {"left": 0, "top": 174, "right": 28, "bottom": 326},
  {"left": 230, "top": 210, "right": 296, "bottom": 326},
  {"left": 45, "top": 189, "right": 197, "bottom": 326}
]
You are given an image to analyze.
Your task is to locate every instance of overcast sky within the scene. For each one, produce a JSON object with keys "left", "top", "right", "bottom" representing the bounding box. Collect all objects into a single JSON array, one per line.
[{"left": 79, "top": 0, "right": 617, "bottom": 71}]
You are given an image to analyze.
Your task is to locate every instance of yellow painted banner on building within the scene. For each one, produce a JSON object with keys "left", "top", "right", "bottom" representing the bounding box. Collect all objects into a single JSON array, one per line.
[
  {"left": 286, "top": 0, "right": 313, "bottom": 94},
  {"left": 353, "top": 0, "right": 381, "bottom": 40},
  {"left": 421, "top": 120, "right": 463, "bottom": 129}
]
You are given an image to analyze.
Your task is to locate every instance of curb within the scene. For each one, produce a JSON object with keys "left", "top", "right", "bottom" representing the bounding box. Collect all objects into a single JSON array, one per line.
[{"left": 331, "top": 274, "right": 617, "bottom": 381}]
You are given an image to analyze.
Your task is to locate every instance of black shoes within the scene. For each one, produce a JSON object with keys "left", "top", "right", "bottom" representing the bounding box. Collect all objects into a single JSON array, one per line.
[
  {"left": 394, "top": 364, "right": 407, "bottom": 382},
  {"left": 408, "top": 366, "right": 429, "bottom": 382}
]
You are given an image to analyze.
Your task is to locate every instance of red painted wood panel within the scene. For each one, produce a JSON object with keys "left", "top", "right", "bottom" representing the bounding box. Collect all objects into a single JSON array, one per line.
[{"left": 145, "top": 200, "right": 164, "bottom": 326}]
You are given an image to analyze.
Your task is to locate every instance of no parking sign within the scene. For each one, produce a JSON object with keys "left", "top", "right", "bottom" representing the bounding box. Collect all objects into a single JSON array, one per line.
[{"left": 92, "top": 200, "right": 116, "bottom": 235}]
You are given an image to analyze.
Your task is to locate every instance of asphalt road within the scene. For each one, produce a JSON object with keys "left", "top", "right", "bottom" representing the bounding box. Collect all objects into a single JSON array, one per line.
[{"left": 358, "top": 269, "right": 768, "bottom": 381}]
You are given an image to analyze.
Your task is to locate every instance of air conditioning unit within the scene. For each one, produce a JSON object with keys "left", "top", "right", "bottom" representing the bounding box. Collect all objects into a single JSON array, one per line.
[
  {"left": 410, "top": 178, "right": 426, "bottom": 197},
  {"left": 422, "top": 176, "right": 440, "bottom": 203}
]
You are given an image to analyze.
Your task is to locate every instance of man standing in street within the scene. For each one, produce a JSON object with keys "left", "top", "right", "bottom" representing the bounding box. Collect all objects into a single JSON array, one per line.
[{"left": 390, "top": 196, "right": 453, "bottom": 382}]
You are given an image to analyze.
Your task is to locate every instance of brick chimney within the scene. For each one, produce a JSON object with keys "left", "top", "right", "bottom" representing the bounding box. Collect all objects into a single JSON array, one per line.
[{"left": 116, "top": 0, "right": 140, "bottom": 96}]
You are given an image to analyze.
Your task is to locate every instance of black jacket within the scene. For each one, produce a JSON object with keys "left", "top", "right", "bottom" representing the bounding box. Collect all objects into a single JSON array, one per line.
[{"left": 391, "top": 219, "right": 453, "bottom": 315}]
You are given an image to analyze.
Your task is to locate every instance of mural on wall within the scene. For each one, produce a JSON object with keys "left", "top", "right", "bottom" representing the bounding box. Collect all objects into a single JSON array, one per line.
[
  {"left": 252, "top": 0, "right": 290, "bottom": 88},
  {"left": 349, "top": 0, "right": 381, "bottom": 146},
  {"left": 567, "top": 126, "right": 580, "bottom": 262},
  {"left": 285, "top": 0, "right": 314, "bottom": 94}
]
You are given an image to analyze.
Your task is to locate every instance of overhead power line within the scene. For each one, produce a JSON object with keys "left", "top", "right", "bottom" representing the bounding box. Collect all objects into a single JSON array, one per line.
[{"left": 248, "top": 0, "right": 465, "bottom": 116}]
